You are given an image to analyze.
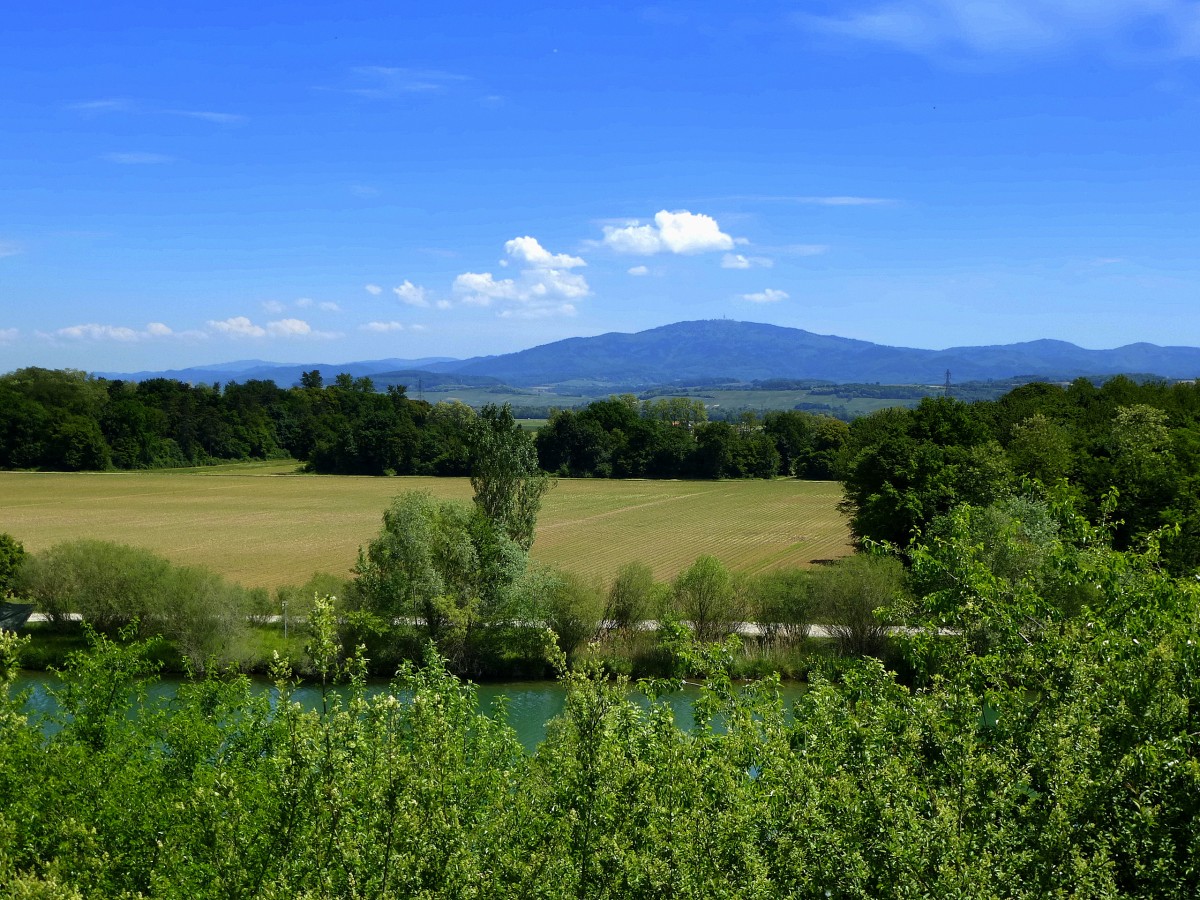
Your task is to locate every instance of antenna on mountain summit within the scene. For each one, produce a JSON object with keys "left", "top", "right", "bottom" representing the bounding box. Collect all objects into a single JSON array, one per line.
[{"left": 944, "top": 370, "right": 952, "bottom": 398}]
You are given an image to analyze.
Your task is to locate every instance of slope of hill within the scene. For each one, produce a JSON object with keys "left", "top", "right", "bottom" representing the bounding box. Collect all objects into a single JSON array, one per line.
[
  {"left": 434, "top": 321, "right": 1200, "bottom": 386},
  {"left": 92, "top": 321, "right": 1200, "bottom": 388}
]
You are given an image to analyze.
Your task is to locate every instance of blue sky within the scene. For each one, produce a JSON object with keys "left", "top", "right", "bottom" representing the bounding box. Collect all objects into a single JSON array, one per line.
[{"left": 3, "top": 1, "right": 1199, "bottom": 372}]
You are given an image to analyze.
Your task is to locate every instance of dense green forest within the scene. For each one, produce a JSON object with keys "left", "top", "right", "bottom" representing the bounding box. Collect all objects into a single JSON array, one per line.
[
  {"left": 0, "top": 367, "right": 852, "bottom": 480},
  {"left": 840, "top": 376, "right": 1200, "bottom": 575}
]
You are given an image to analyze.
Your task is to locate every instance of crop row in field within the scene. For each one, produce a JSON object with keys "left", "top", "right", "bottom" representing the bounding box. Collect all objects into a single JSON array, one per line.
[{"left": 0, "top": 470, "right": 853, "bottom": 589}]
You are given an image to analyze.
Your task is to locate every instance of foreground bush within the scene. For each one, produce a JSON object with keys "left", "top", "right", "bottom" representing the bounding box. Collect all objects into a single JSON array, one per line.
[
  {"left": 3, "top": 514, "right": 1199, "bottom": 900},
  {"left": 15, "top": 539, "right": 254, "bottom": 670}
]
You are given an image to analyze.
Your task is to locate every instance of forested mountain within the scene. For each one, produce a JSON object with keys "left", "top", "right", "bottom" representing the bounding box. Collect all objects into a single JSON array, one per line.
[
  {"left": 99, "top": 320, "right": 1200, "bottom": 388},
  {"left": 433, "top": 321, "right": 1200, "bottom": 386}
]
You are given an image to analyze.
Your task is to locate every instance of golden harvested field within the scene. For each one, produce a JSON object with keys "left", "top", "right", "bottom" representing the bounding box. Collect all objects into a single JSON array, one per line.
[{"left": 0, "top": 467, "right": 853, "bottom": 589}]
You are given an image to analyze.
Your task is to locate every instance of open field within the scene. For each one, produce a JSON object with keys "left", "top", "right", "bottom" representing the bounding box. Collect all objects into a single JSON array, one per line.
[{"left": 0, "top": 469, "right": 853, "bottom": 589}]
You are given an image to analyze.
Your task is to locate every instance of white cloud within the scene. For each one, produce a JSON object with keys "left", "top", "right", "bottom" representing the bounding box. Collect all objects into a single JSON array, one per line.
[
  {"left": 364, "top": 283, "right": 383, "bottom": 295},
  {"left": 361, "top": 321, "right": 406, "bottom": 332},
  {"left": 721, "top": 253, "right": 774, "bottom": 269},
  {"left": 52, "top": 322, "right": 190, "bottom": 342},
  {"left": 209, "top": 316, "right": 266, "bottom": 338},
  {"left": 0, "top": 240, "right": 23, "bottom": 258},
  {"left": 454, "top": 239, "right": 589, "bottom": 317},
  {"left": 393, "top": 280, "right": 431, "bottom": 307},
  {"left": 267, "top": 318, "right": 314, "bottom": 337},
  {"left": 453, "top": 272, "right": 519, "bottom": 305},
  {"left": 262, "top": 300, "right": 286, "bottom": 314},
  {"left": 319, "top": 301, "right": 340, "bottom": 312},
  {"left": 741, "top": 288, "right": 790, "bottom": 304},
  {"left": 102, "top": 152, "right": 172, "bottom": 164},
  {"left": 56, "top": 323, "right": 143, "bottom": 341},
  {"left": 628, "top": 265, "right": 650, "bottom": 276},
  {"left": 602, "top": 210, "right": 735, "bottom": 255},
  {"left": 800, "top": 0, "right": 1200, "bottom": 60},
  {"left": 295, "top": 297, "right": 314, "bottom": 309},
  {"left": 504, "top": 236, "right": 586, "bottom": 269},
  {"left": 0, "top": 328, "right": 18, "bottom": 342}
]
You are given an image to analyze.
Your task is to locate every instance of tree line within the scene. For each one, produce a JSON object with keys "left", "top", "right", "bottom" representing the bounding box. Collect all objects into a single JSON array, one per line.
[
  {"left": 535, "top": 395, "right": 848, "bottom": 479},
  {"left": 0, "top": 367, "right": 851, "bottom": 479},
  {"left": 839, "top": 375, "right": 1200, "bottom": 575}
]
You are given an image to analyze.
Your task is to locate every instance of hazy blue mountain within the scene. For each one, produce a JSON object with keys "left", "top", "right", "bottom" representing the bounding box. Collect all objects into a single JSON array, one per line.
[
  {"left": 95, "top": 321, "right": 1200, "bottom": 388},
  {"left": 435, "top": 320, "right": 1200, "bottom": 385},
  {"left": 98, "top": 357, "right": 459, "bottom": 387}
]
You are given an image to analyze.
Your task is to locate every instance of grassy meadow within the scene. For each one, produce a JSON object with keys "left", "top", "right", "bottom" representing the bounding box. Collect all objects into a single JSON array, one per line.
[{"left": 0, "top": 466, "right": 852, "bottom": 589}]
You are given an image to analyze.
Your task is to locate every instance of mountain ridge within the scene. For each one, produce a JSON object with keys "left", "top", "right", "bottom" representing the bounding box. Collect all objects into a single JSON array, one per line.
[{"left": 92, "top": 321, "right": 1200, "bottom": 387}]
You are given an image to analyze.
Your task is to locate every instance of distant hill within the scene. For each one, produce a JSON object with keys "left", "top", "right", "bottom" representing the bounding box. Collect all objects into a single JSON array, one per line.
[
  {"left": 96, "top": 321, "right": 1200, "bottom": 389},
  {"left": 98, "top": 357, "right": 459, "bottom": 387},
  {"left": 430, "top": 320, "right": 1200, "bottom": 386}
]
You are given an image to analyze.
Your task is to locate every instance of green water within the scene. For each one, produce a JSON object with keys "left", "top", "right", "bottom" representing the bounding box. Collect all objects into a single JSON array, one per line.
[{"left": 10, "top": 672, "right": 802, "bottom": 751}]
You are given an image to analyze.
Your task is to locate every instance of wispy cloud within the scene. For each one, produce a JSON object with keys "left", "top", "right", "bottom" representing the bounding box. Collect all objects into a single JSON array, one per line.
[
  {"left": 785, "top": 243, "right": 831, "bottom": 256},
  {"left": 740, "top": 288, "right": 789, "bottom": 304},
  {"left": 799, "top": 0, "right": 1200, "bottom": 61},
  {"left": 361, "top": 321, "right": 407, "bottom": 332},
  {"left": 0, "top": 240, "right": 24, "bottom": 258},
  {"left": 0, "top": 328, "right": 18, "bottom": 343},
  {"left": 102, "top": 152, "right": 173, "bottom": 165},
  {"left": 341, "top": 67, "right": 470, "bottom": 99},
  {"left": 721, "top": 253, "right": 773, "bottom": 269},
  {"left": 269, "top": 298, "right": 342, "bottom": 314},
  {"left": 628, "top": 265, "right": 650, "bottom": 276},
  {"left": 164, "top": 109, "right": 246, "bottom": 125},
  {"left": 602, "top": 210, "right": 736, "bottom": 255},
  {"left": 53, "top": 322, "right": 191, "bottom": 341},
  {"left": 364, "top": 284, "right": 383, "bottom": 296},
  {"left": 793, "top": 196, "right": 893, "bottom": 206},
  {"left": 70, "top": 98, "right": 245, "bottom": 124}
]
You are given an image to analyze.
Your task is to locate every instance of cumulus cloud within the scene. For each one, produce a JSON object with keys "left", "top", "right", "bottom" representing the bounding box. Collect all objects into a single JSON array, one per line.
[
  {"left": 205, "top": 317, "right": 337, "bottom": 339},
  {"left": 361, "top": 321, "right": 407, "bottom": 332},
  {"left": 453, "top": 237, "right": 589, "bottom": 317},
  {"left": 721, "top": 253, "right": 774, "bottom": 269},
  {"left": 209, "top": 316, "right": 266, "bottom": 338},
  {"left": 741, "top": 289, "right": 790, "bottom": 304},
  {"left": 602, "top": 210, "right": 735, "bottom": 255},
  {"left": 504, "top": 236, "right": 586, "bottom": 269},
  {"left": 364, "top": 284, "right": 383, "bottom": 295},
  {"left": 628, "top": 265, "right": 650, "bottom": 276},
  {"left": 262, "top": 300, "right": 286, "bottom": 314},
  {"left": 146, "top": 322, "right": 173, "bottom": 336},
  {"left": 319, "top": 301, "right": 340, "bottom": 312},
  {"left": 393, "top": 280, "right": 431, "bottom": 307}
]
